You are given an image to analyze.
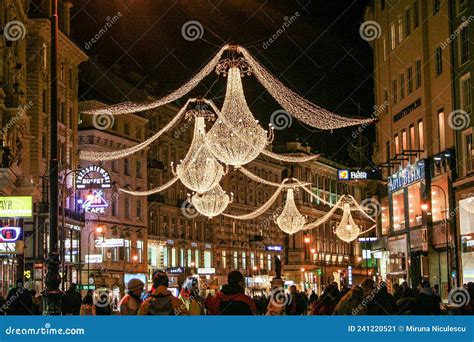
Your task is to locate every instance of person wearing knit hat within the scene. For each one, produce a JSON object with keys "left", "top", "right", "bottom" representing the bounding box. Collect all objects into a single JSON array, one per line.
[{"left": 118, "top": 278, "right": 145, "bottom": 315}]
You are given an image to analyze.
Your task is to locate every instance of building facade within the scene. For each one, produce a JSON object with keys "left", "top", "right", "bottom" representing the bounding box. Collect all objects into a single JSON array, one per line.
[
  {"left": 78, "top": 105, "right": 148, "bottom": 302},
  {"left": 450, "top": 0, "right": 474, "bottom": 286},
  {"left": 0, "top": 0, "right": 87, "bottom": 293},
  {"left": 365, "top": 0, "right": 458, "bottom": 299}
]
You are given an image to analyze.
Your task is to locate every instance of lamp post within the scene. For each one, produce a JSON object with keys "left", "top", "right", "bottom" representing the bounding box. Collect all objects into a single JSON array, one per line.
[
  {"left": 87, "top": 225, "right": 105, "bottom": 287},
  {"left": 43, "top": 0, "right": 61, "bottom": 315},
  {"left": 431, "top": 184, "right": 451, "bottom": 294}
]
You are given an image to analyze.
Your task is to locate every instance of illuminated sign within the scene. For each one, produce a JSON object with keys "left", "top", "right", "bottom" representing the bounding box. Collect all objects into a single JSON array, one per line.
[
  {"left": 348, "top": 266, "right": 353, "bottom": 285},
  {"left": 358, "top": 237, "right": 378, "bottom": 242},
  {"left": 0, "top": 196, "right": 32, "bottom": 217},
  {"left": 167, "top": 267, "right": 184, "bottom": 274},
  {"left": 197, "top": 267, "right": 216, "bottom": 275},
  {"left": 0, "top": 227, "right": 22, "bottom": 242},
  {"left": 95, "top": 238, "right": 124, "bottom": 248},
  {"left": 338, "top": 170, "right": 380, "bottom": 181},
  {"left": 265, "top": 245, "right": 283, "bottom": 252},
  {"left": 388, "top": 160, "right": 425, "bottom": 192},
  {"left": 81, "top": 190, "right": 108, "bottom": 214},
  {"left": 86, "top": 254, "right": 103, "bottom": 263},
  {"left": 338, "top": 170, "right": 350, "bottom": 180},
  {"left": 393, "top": 98, "right": 421, "bottom": 122},
  {"left": 76, "top": 165, "right": 112, "bottom": 189}
]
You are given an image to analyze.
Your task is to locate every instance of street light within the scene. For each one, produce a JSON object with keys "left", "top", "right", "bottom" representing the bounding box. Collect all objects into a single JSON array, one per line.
[
  {"left": 304, "top": 236, "right": 311, "bottom": 244},
  {"left": 87, "top": 225, "right": 106, "bottom": 286}
]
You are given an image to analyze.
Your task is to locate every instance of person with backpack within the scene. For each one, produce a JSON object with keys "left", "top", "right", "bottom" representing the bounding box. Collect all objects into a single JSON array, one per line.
[
  {"left": 178, "top": 277, "right": 204, "bottom": 315},
  {"left": 119, "top": 278, "right": 144, "bottom": 315},
  {"left": 138, "top": 270, "right": 188, "bottom": 315},
  {"left": 207, "top": 270, "right": 256, "bottom": 315}
]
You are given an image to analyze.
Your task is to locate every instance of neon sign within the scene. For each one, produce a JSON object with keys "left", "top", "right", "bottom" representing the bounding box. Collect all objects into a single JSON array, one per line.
[
  {"left": 81, "top": 190, "right": 109, "bottom": 214},
  {"left": 0, "top": 227, "right": 22, "bottom": 242},
  {"left": 76, "top": 165, "right": 112, "bottom": 189}
]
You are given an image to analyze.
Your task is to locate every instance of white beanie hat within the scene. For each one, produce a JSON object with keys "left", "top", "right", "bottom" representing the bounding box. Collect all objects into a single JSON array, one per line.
[{"left": 127, "top": 278, "right": 144, "bottom": 290}]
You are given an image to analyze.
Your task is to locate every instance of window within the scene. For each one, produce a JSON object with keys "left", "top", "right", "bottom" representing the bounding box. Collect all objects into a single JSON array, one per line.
[
  {"left": 460, "top": 26, "right": 470, "bottom": 64},
  {"left": 392, "top": 190, "right": 405, "bottom": 231},
  {"left": 400, "top": 73, "right": 405, "bottom": 99},
  {"left": 221, "top": 250, "right": 226, "bottom": 268},
  {"left": 180, "top": 248, "right": 184, "bottom": 267},
  {"left": 136, "top": 160, "right": 142, "bottom": 178},
  {"left": 204, "top": 250, "right": 211, "bottom": 268},
  {"left": 242, "top": 252, "right": 246, "bottom": 270},
  {"left": 390, "top": 23, "right": 396, "bottom": 50},
  {"left": 136, "top": 199, "right": 142, "bottom": 220},
  {"left": 415, "top": 59, "right": 422, "bottom": 88},
  {"left": 42, "top": 90, "right": 47, "bottom": 112},
  {"left": 386, "top": 141, "right": 391, "bottom": 162},
  {"left": 463, "top": 129, "right": 474, "bottom": 173},
  {"left": 250, "top": 252, "right": 255, "bottom": 268},
  {"left": 410, "top": 125, "right": 415, "bottom": 162},
  {"left": 433, "top": 0, "right": 440, "bottom": 14},
  {"left": 435, "top": 47, "right": 443, "bottom": 76},
  {"left": 125, "top": 239, "right": 131, "bottom": 262},
  {"left": 402, "top": 130, "right": 407, "bottom": 152},
  {"left": 398, "top": 17, "right": 403, "bottom": 43},
  {"left": 260, "top": 253, "right": 264, "bottom": 269},
  {"left": 404, "top": 9, "right": 411, "bottom": 36},
  {"left": 124, "top": 158, "right": 130, "bottom": 176},
  {"left": 381, "top": 198, "right": 389, "bottom": 234},
  {"left": 408, "top": 183, "right": 422, "bottom": 226},
  {"left": 188, "top": 249, "right": 192, "bottom": 267},
  {"left": 460, "top": 73, "right": 472, "bottom": 112},
  {"left": 413, "top": 0, "right": 420, "bottom": 28},
  {"left": 42, "top": 133, "right": 47, "bottom": 159},
  {"left": 136, "top": 240, "right": 143, "bottom": 263},
  {"left": 42, "top": 44, "right": 48, "bottom": 70},
  {"left": 233, "top": 251, "right": 238, "bottom": 269},
  {"left": 394, "top": 134, "right": 400, "bottom": 154},
  {"left": 112, "top": 160, "right": 118, "bottom": 173},
  {"left": 171, "top": 248, "right": 177, "bottom": 267},
  {"left": 407, "top": 66, "right": 414, "bottom": 94},
  {"left": 60, "top": 63, "right": 65, "bottom": 82},
  {"left": 392, "top": 79, "right": 398, "bottom": 104},
  {"left": 418, "top": 120, "right": 425, "bottom": 152},
  {"left": 195, "top": 250, "right": 200, "bottom": 268},
  {"left": 438, "top": 110, "right": 446, "bottom": 151},
  {"left": 383, "top": 37, "right": 387, "bottom": 61},
  {"left": 163, "top": 246, "right": 168, "bottom": 267},
  {"left": 124, "top": 196, "right": 131, "bottom": 218},
  {"left": 112, "top": 198, "right": 117, "bottom": 217},
  {"left": 431, "top": 178, "right": 449, "bottom": 222}
]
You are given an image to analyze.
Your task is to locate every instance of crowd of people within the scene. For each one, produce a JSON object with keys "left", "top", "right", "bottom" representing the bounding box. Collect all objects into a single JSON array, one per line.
[{"left": 1, "top": 273, "right": 473, "bottom": 315}]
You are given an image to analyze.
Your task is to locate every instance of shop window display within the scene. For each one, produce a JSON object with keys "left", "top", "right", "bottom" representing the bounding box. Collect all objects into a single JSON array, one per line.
[
  {"left": 408, "top": 183, "right": 422, "bottom": 227},
  {"left": 431, "top": 177, "right": 448, "bottom": 222},
  {"left": 392, "top": 190, "right": 405, "bottom": 231}
]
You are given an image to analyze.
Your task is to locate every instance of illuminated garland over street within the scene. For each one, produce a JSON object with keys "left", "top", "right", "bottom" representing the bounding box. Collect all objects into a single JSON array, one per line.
[
  {"left": 260, "top": 149, "right": 320, "bottom": 163},
  {"left": 238, "top": 167, "right": 310, "bottom": 188},
  {"left": 118, "top": 176, "right": 179, "bottom": 195}
]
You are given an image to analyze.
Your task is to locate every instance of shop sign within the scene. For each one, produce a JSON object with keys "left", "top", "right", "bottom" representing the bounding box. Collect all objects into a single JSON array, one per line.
[
  {"left": 388, "top": 160, "right": 425, "bottom": 192},
  {"left": 81, "top": 190, "right": 108, "bottom": 214},
  {"left": 204, "top": 244, "right": 212, "bottom": 249},
  {"left": 393, "top": 98, "right": 421, "bottom": 122},
  {"left": 197, "top": 267, "right": 216, "bottom": 275},
  {"left": 0, "top": 196, "right": 32, "bottom": 217},
  {"left": 348, "top": 266, "right": 353, "bottom": 285},
  {"left": 358, "top": 237, "right": 377, "bottom": 242},
  {"left": 284, "top": 280, "right": 294, "bottom": 285},
  {"left": 76, "top": 165, "right": 112, "bottom": 189},
  {"left": 0, "top": 227, "right": 22, "bottom": 242},
  {"left": 265, "top": 245, "right": 283, "bottom": 252},
  {"left": 338, "top": 169, "right": 381, "bottom": 181},
  {"left": 86, "top": 254, "right": 103, "bottom": 263},
  {"left": 78, "top": 285, "right": 96, "bottom": 290},
  {"left": 166, "top": 267, "right": 184, "bottom": 274},
  {"left": 95, "top": 238, "right": 124, "bottom": 248},
  {"left": 166, "top": 240, "right": 174, "bottom": 245}
]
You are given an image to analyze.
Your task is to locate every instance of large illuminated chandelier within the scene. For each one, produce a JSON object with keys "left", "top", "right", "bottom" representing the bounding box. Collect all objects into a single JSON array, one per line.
[
  {"left": 171, "top": 113, "right": 224, "bottom": 194},
  {"left": 275, "top": 188, "right": 306, "bottom": 235},
  {"left": 335, "top": 202, "right": 361, "bottom": 243},
  {"left": 205, "top": 62, "right": 272, "bottom": 167},
  {"left": 189, "top": 184, "right": 233, "bottom": 218}
]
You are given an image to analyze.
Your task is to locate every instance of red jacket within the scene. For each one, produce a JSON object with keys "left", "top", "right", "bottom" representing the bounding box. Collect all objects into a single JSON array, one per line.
[{"left": 207, "top": 289, "right": 257, "bottom": 315}]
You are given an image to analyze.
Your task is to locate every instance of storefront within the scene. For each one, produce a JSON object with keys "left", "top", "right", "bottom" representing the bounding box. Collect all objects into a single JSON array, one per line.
[{"left": 457, "top": 196, "right": 474, "bottom": 284}]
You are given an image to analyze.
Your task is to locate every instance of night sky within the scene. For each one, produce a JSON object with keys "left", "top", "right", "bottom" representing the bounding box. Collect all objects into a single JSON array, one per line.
[{"left": 70, "top": 0, "right": 375, "bottom": 167}]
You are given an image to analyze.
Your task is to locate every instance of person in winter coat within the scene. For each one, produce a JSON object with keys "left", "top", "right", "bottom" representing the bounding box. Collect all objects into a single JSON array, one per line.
[
  {"left": 392, "top": 283, "right": 402, "bottom": 303},
  {"left": 30, "top": 290, "right": 41, "bottom": 315},
  {"left": 361, "top": 279, "right": 396, "bottom": 315},
  {"left": 6, "top": 278, "right": 33, "bottom": 315},
  {"left": 413, "top": 280, "right": 441, "bottom": 315},
  {"left": 461, "top": 282, "right": 474, "bottom": 315},
  {"left": 311, "top": 283, "right": 340, "bottom": 315},
  {"left": 61, "top": 283, "right": 82, "bottom": 315},
  {"left": 119, "top": 278, "right": 144, "bottom": 315},
  {"left": 333, "top": 286, "right": 365, "bottom": 315},
  {"left": 178, "top": 277, "right": 204, "bottom": 315},
  {"left": 139, "top": 270, "right": 188, "bottom": 315},
  {"left": 207, "top": 270, "right": 256, "bottom": 315},
  {"left": 285, "top": 286, "right": 305, "bottom": 315},
  {"left": 80, "top": 290, "right": 95, "bottom": 315}
]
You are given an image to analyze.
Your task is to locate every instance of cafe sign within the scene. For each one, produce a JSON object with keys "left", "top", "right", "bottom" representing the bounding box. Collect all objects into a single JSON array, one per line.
[
  {"left": 76, "top": 165, "right": 112, "bottom": 189},
  {"left": 0, "top": 196, "right": 32, "bottom": 217},
  {"left": 388, "top": 160, "right": 425, "bottom": 192}
]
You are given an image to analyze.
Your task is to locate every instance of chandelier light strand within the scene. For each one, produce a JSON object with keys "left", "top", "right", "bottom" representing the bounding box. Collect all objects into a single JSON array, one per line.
[
  {"left": 118, "top": 176, "right": 179, "bottom": 195},
  {"left": 301, "top": 196, "right": 345, "bottom": 230},
  {"left": 81, "top": 46, "right": 229, "bottom": 115},
  {"left": 237, "top": 46, "right": 374, "bottom": 130},
  {"left": 260, "top": 149, "right": 320, "bottom": 163},
  {"left": 238, "top": 167, "right": 309, "bottom": 188},
  {"left": 79, "top": 99, "right": 193, "bottom": 161}
]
